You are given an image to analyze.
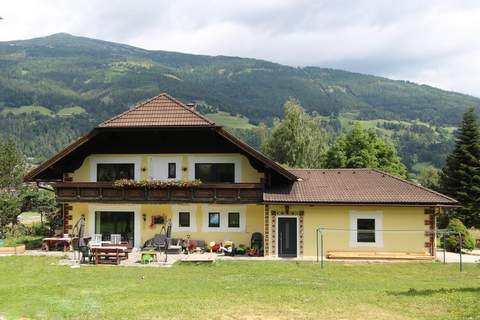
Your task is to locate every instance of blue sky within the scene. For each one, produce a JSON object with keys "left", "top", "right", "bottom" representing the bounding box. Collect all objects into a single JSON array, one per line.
[{"left": 1, "top": 0, "right": 479, "bottom": 97}]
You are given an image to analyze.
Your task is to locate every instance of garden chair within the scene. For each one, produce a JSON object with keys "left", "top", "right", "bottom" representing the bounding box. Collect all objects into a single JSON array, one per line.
[
  {"left": 79, "top": 246, "right": 94, "bottom": 264},
  {"left": 111, "top": 234, "right": 121, "bottom": 245},
  {"left": 141, "top": 252, "right": 154, "bottom": 264},
  {"left": 89, "top": 234, "right": 102, "bottom": 247},
  {"left": 166, "top": 238, "right": 182, "bottom": 254}
]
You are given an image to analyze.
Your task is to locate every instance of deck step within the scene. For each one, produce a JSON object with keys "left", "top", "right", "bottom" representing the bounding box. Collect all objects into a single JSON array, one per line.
[
  {"left": 180, "top": 256, "right": 216, "bottom": 263},
  {"left": 327, "top": 251, "right": 434, "bottom": 260}
]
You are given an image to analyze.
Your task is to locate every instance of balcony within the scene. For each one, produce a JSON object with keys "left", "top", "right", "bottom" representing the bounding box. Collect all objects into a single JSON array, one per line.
[{"left": 54, "top": 182, "right": 264, "bottom": 204}]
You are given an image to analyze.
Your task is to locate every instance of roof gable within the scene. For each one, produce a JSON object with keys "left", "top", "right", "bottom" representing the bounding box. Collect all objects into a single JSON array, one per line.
[
  {"left": 24, "top": 93, "right": 298, "bottom": 182},
  {"left": 98, "top": 93, "right": 215, "bottom": 128},
  {"left": 264, "top": 168, "right": 457, "bottom": 205}
]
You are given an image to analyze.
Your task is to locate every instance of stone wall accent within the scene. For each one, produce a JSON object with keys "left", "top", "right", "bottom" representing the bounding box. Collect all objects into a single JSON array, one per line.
[
  {"left": 264, "top": 205, "right": 270, "bottom": 256},
  {"left": 270, "top": 209, "right": 304, "bottom": 257},
  {"left": 424, "top": 208, "right": 436, "bottom": 256},
  {"left": 63, "top": 172, "right": 73, "bottom": 182},
  {"left": 63, "top": 203, "right": 72, "bottom": 233}
]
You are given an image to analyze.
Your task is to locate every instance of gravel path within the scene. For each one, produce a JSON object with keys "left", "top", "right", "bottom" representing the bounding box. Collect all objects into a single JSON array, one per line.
[{"left": 435, "top": 250, "right": 480, "bottom": 263}]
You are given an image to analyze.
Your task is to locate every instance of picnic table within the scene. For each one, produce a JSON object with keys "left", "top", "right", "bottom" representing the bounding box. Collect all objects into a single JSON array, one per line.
[
  {"left": 91, "top": 246, "right": 129, "bottom": 265},
  {"left": 42, "top": 237, "right": 73, "bottom": 252}
]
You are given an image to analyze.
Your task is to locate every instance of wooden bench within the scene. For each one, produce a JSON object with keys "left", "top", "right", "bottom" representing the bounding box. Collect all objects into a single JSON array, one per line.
[
  {"left": 327, "top": 251, "right": 434, "bottom": 260},
  {"left": 92, "top": 247, "right": 129, "bottom": 265}
]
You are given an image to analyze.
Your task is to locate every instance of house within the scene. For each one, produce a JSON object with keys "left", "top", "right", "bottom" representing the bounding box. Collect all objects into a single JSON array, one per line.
[{"left": 25, "top": 93, "right": 457, "bottom": 259}]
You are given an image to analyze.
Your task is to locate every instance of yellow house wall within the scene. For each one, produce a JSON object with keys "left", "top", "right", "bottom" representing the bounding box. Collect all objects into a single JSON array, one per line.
[
  {"left": 269, "top": 205, "right": 429, "bottom": 257},
  {"left": 71, "top": 153, "right": 263, "bottom": 183},
  {"left": 68, "top": 202, "right": 264, "bottom": 247}
]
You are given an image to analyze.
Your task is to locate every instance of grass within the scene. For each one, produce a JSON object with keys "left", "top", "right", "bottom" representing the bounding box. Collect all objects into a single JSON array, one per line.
[
  {"left": 18, "top": 211, "right": 42, "bottom": 225},
  {"left": 1, "top": 105, "right": 53, "bottom": 116},
  {"left": 469, "top": 228, "right": 480, "bottom": 241},
  {"left": 57, "top": 106, "right": 86, "bottom": 116},
  {"left": 206, "top": 112, "right": 257, "bottom": 129},
  {"left": 1, "top": 105, "right": 87, "bottom": 117},
  {"left": 0, "top": 257, "right": 479, "bottom": 319}
]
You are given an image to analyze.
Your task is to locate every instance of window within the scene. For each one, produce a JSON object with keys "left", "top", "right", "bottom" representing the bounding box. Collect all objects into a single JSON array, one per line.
[
  {"left": 195, "top": 163, "right": 235, "bottom": 183},
  {"left": 228, "top": 212, "right": 240, "bottom": 228},
  {"left": 208, "top": 212, "right": 220, "bottom": 228},
  {"left": 179, "top": 212, "right": 190, "bottom": 228},
  {"left": 97, "top": 164, "right": 134, "bottom": 182},
  {"left": 168, "top": 163, "right": 176, "bottom": 179},
  {"left": 357, "top": 219, "right": 375, "bottom": 243}
]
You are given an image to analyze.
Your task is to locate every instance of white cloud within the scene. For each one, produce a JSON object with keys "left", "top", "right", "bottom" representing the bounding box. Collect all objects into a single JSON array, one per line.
[{"left": 0, "top": 0, "right": 479, "bottom": 97}]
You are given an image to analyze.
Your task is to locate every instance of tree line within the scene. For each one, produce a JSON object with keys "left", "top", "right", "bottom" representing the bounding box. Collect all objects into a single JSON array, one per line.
[
  {"left": 262, "top": 98, "right": 407, "bottom": 177},
  {"left": 263, "top": 98, "right": 480, "bottom": 229}
]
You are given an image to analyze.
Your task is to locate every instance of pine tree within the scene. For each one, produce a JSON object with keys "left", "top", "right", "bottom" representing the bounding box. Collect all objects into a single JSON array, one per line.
[{"left": 440, "top": 108, "right": 480, "bottom": 227}]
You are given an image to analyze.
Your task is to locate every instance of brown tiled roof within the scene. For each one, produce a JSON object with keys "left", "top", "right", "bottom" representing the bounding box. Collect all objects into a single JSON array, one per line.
[
  {"left": 264, "top": 168, "right": 457, "bottom": 205},
  {"left": 24, "top": 93, "right": 298, "bottom": 182},
  {"left": 98, "top": 93, "right": 215, "bottom": 128}
]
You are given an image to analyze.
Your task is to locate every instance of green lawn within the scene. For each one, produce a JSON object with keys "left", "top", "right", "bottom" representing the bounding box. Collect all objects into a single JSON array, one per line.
[
  {"left": 57, "top": 106, "right": 86, "bottom": 116},
  {"left": 0, "top": 257, "right": 478, "bottom": 319},
  {"left": 1, "top": 105, "right": 53, "bottom": 116}
]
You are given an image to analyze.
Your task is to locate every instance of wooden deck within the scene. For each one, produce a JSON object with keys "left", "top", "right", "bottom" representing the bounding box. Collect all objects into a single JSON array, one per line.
[{"left": 327, "top": 251, "right": 434, "bottom": 260}]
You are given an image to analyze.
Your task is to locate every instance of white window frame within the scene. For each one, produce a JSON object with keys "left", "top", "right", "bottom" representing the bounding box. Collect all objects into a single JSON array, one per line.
[
  {"left": 188, "top": 156, "right": 241, "bottom": 183},
  {"left": 89, "top": 156, "right": 141, "bottom": 182},
  {"left": 201, "top": 205, "right": 246, "bottom": 232},
  {"left": 88, "top": 204, "right": 141, "bottom": 248},
  {"left": 149, "top": 156, "right": 182, "bottom": 180},
  {"left": 171, "top": 205, "right": 197, "bottom": 232},
  {"left": 275, "top": 215, "right": 300, "bottom": 258},
  {"left": 349, "top": 211, "right": 384, "bottom": 248}
]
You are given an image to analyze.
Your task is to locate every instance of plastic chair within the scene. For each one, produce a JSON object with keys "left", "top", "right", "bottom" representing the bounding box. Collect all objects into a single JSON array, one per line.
[
  {"left": 90, "top": 234, "right": 102, "bottom": 247},
  {"left": 79, "top": 246, "right": 93, "bottom": 263},
  {"left": 111, "top": 234, "right": 121, "bottom": 245},
  {"left": 142, "top": 253, "right": 153, "bottom": 264}
]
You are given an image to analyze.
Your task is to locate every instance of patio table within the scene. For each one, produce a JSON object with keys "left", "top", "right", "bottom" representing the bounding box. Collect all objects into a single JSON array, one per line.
[{"left": 91, "top": 246, "right": 129, "bottom": 265}]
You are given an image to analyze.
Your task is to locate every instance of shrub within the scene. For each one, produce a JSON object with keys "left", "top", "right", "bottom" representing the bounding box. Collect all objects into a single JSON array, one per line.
[
  {"left": 29, "top": 222, "right": 49, "bottom": 236},
  {"left": 440, "top": 218, "right": 475, "bottom": 252},
  {"left": 4, "top": 236, "right": 43, "bottom": 249}
]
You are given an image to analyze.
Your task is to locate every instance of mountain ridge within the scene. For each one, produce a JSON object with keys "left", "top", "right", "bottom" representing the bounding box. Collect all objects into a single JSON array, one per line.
[
  {"left": 0, "top": 33, "right": 477, "bottom": 166},
  {"left": 1, "top": 33, "right": 478, "bottom": 125}
]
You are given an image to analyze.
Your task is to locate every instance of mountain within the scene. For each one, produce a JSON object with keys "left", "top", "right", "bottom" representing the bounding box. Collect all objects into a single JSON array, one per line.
[{"left": 0, "top": 33, "right": 478, "bottom": 165}]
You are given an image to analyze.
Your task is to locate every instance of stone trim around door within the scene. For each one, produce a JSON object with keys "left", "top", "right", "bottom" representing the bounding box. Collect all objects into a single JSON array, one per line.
[
  {"left": 424, "top": 207, "right": 437, "bottom": 256},
  {"left": 264, "top": 205, "right": 270, "bottom": 256},
  {"left": 270, "top": 209, "right": 304, "bottom": 257}
]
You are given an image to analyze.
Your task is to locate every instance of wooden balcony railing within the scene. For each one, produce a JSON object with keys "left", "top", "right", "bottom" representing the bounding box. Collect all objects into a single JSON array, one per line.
[{"left": 54, "top": 182, "right": 264, "bottom": 204}]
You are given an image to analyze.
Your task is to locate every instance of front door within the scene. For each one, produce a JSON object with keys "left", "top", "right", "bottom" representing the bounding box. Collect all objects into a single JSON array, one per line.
[{"left": 277, "top": 217, "right": 297, "bottom": 257}]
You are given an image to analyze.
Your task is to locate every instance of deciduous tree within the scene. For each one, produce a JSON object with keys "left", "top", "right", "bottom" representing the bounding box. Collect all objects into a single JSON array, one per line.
[
  {"left": 324, "top": 124, "right": 407, "bottom": 177},
  {"left": 263, "top": 98, "right": 328, "bottom": 168}
]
